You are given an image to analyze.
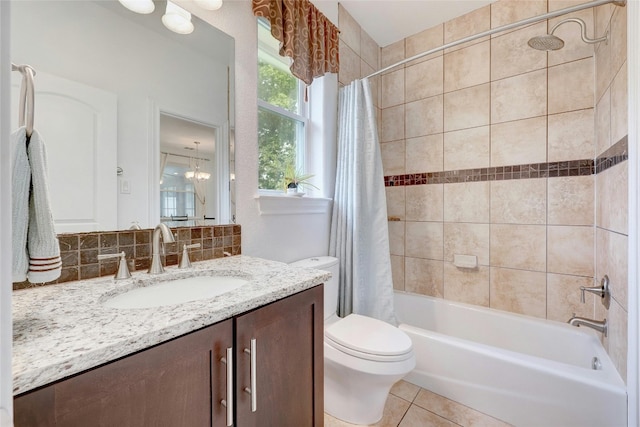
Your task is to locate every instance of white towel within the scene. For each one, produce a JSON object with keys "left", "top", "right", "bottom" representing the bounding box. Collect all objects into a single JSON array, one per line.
[
  {"left": 11, "top": 127, "right": 61, "bottom": 283},
  {"left": 12, "top": 127, "right": 30, "bottom": 282},
  {"left": 25, "top": 129, "right": 61, "bottom": 283}
]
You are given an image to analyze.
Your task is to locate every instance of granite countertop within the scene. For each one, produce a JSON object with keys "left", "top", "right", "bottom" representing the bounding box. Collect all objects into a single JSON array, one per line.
[{"left": 12, "top": 255, "right": 330, "bottom": 396}]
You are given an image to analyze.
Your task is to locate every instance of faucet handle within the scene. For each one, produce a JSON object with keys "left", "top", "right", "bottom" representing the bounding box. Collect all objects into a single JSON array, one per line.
[
  {"left": 179, "top": 243, "right": 201, "bottom": 269},
  {"left": 97, "top": 251, "right": 132, "bottom": 280},
  {"left": 579, "top": 275, "right": 611, "bottom": 309}
]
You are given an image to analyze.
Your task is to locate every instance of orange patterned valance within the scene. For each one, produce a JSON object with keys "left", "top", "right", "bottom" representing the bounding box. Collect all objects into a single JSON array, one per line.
[{"left": 252, "top": 0, "right": 340, "bottom": 86}]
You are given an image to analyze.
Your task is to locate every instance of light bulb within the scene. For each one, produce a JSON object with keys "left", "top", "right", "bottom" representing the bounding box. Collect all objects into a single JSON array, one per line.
[
  {"left": 118, "top": 0, "right": 155, "bottom": 14},
  {"left": 195, "top": 0, "right": 223, "bottom": 10},
  {"left": 162, "top": 1, "right": 194, "bottom": 35}
]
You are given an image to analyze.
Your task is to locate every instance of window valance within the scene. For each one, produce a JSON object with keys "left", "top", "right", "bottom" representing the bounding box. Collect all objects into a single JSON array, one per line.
[{"left": 252, "top": 0, "right": 340, "bottom": 86}]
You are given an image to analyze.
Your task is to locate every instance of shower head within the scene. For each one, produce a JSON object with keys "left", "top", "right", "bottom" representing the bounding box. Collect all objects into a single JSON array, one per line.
[
  {"left": 527, "top": 17, "right": 607, "bottom": 52},
  {"left": 528, "top": 34, "right": 565, "bottom": 51}
]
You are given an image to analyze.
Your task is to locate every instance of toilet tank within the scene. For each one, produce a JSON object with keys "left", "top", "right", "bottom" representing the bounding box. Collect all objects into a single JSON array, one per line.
[{"left": 290, "top": 256, "right": 339, "bottom": 321}]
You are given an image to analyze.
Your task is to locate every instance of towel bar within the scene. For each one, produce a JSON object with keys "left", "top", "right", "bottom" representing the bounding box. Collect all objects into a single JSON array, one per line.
[{"left": 11, "top": 63, "right": 36, "bottom": 138}]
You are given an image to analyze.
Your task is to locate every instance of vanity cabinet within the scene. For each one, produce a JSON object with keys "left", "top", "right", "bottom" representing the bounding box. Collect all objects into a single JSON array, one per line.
[
  {"left": 14, "top": 285, "right": 324, "bottom": 427},
  {"left": 235, "top": 284, "right": 324, "bottom": 426}
]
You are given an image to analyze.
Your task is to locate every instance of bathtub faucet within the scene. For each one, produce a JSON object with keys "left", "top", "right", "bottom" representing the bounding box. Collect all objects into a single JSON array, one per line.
[{"left": 568, "top": 316, "right": 608, "bottom": 337}]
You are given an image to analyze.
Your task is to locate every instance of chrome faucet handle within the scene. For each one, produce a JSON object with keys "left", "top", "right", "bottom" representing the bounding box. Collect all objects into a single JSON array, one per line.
[
  {"left": 178, "top": 243, "right": 201, "bottom": 269},
  {"left": 97, "top": 251, "right": 132, "bottom": 280},
  {"left": 579, "top": 275, "right": 610, "bottom": 309}
]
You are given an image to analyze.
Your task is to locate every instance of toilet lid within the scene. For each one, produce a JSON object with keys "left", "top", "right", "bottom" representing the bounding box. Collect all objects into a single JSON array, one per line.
[{"left": 325, "top": 314, "right": 413, "bottom": 359}]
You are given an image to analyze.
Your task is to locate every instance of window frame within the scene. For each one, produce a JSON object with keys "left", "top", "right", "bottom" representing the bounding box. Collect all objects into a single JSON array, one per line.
[
  {"left": 257, "top": 18, "right": 310, "bottom": 194},
  {"left": 159, "top": 187, "right": 196, "bottom": 219},
  {"left": 159, "top": 162, "right": 198, "bottom": 220}
]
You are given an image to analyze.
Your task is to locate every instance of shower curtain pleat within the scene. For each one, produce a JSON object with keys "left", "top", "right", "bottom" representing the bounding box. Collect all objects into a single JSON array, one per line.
[{"left": 330, "top": 79, "right": 397, "bottom": 325}]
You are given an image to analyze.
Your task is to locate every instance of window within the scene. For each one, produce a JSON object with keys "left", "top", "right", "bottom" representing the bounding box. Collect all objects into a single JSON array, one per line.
[
  {"left": 160, "top": 163, "right": 196, "bottom": 218},
  {"left": 257, "top": 19, "right": 308, "bottom": 191}
]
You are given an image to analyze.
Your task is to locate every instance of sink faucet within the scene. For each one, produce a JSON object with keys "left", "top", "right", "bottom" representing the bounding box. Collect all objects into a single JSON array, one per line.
[
  {"left": 148, "top": 223, "right": 176, "bottom": 274},
  {"left": 568, "top": 315, "right": 608, "bottom": 337}
]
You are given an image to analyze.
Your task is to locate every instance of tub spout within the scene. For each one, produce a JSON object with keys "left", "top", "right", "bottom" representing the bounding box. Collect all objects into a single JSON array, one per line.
[{"left": 568, "top": 316, "right": 607, "bottom": 337}]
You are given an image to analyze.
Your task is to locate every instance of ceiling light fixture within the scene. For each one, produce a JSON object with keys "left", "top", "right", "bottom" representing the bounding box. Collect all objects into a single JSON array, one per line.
[
  {"left": 162, "top": 1, "right": 195, "bottom": 35},
  {"left": 185, "top": 141, "right": 211, "bottom": 181},
  {"left": 118, "top": 0, "right": 155, "bottom": 14},
  {"left": 195, "top": 0, "right": 223, "bottom": 10}
]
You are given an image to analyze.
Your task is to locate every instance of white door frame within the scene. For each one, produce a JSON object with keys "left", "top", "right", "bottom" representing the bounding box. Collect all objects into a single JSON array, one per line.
[
  {"left": 627, "top": 1, "right": 639, "bottom": 425},
  {"left": 0, "top": 2, "right": 13, "bottom": 424}
]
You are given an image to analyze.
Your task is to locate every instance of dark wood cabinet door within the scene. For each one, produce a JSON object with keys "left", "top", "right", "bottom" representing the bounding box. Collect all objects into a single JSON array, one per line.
[
  {"left": 235, "top": 285, "right": 324, "bottom": 427},
  {"left": 14, "top": 319, "right": 233, "bottom": 427}
]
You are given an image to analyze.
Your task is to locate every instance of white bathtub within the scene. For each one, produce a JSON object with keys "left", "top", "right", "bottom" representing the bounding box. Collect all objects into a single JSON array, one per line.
[{"left": 394, "top": 292, "right": 627, "bottom": 427}]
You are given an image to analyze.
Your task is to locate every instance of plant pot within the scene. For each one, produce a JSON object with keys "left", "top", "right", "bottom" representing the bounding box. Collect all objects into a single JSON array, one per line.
[{"left": 286, "top": 183, "right": 299, "bottom": 195}]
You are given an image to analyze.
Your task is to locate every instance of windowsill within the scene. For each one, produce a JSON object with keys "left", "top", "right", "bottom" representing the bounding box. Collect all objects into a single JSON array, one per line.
[{"left": 255, "top": 193, "right": 333, "bottom": 215}]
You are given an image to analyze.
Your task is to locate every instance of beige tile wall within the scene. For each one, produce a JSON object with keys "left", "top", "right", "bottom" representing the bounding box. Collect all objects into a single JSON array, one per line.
[
  {"left": 593, "top": 1, "right": 628, "bottom": 381},
  {"left": 337, "top": 4, "right": 380, "bottom": 105},
  {"left": 337, "top": 0, "right": 628, "bottom": 381},
  {"left": 377, "top": 0, "right": 600, "bottom": 321},
  {"left": 376, "top": 0, "right": 629, "bottom": 383}
]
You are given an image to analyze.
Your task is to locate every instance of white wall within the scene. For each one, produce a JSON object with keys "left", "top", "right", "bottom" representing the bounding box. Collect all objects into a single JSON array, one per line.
[
  {"left": 11, "top": 1, "right": 230, "bottom": 230},
  {"left": 182, "top": 0, "right": 339, "bottom": 263}
]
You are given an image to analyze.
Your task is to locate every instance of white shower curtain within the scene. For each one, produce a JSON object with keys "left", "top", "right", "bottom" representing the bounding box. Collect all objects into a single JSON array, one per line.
[{"left": 329, "top": 79, "right": 397, "bottom": 325}]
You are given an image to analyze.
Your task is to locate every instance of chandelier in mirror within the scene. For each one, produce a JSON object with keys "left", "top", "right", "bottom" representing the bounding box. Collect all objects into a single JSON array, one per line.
[{"left": 185, "top": 141, "right": 211, "bottom": 181}]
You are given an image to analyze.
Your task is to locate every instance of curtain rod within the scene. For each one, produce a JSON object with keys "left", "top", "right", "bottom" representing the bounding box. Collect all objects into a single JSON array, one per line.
[
  {"left": 161, "top": 151, "right": 211, "bottom": 162},
  {"left": 366, "top": 0, "right": 626, "bottom": 79}
]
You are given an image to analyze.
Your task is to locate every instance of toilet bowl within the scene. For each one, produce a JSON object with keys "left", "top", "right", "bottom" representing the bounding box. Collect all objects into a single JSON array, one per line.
[{"left": 290, "top": 256, "right": 416, "bottom": 425}]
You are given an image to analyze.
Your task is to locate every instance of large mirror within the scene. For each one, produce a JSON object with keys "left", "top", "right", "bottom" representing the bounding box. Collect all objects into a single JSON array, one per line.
[{"left": 10, "top": 0, "right": 234, "bottom": 232}]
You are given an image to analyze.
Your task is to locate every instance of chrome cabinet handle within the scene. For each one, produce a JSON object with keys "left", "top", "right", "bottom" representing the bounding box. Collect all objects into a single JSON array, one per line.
[
  {"left": 243, "top": 338, "right": 257, "bottom": 412},
  {"left": 220, "top": 347, "right": 233, "bottom": 426}
]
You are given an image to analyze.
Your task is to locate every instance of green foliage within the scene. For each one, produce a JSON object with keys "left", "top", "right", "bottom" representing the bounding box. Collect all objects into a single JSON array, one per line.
[
  {"left": 258, "top": 60, "right": 298, "bottom": 112},
  {"left": 281, "top": 162, "right": 318, "bottom": 192},
  {"left": 258, "top": 60, "right": 301, "bottom": 190}
]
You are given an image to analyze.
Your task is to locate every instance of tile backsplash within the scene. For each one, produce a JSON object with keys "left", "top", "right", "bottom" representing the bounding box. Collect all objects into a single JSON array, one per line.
[{"left": 13, "top": 225, "right": 241, "bottom": 290}]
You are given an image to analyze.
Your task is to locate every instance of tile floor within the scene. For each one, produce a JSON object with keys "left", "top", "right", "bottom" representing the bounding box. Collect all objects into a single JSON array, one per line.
[{"left": 324, "top": 380, "right": 512, "bottom": 427}]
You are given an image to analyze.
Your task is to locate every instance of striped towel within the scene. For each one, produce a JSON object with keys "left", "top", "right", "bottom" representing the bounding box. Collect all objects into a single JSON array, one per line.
[
  {"left": 12, "top": 127, "right": 30, "bottom": 282},
  {"left": 26, "top": 129, "right": 61, "bottom": 282},
  {"left": 11, "top": 127, "right": 61, "bottom": 283}
]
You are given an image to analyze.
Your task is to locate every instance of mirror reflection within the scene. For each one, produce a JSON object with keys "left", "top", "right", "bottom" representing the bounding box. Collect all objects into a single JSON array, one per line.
[
  {"left": 160, "top": 113, "right": 218, "bottom": 227},
  {"left": 10, "top": 0, "right": 234, "bottom": 232}
]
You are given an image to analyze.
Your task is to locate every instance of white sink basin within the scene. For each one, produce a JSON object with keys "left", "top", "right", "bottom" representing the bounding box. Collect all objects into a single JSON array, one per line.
[{"left": 103, "top": 276, "right": 249, "bottom": 309}]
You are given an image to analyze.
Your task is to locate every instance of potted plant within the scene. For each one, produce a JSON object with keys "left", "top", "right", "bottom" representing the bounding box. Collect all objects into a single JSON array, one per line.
[{"left": 282, "top": 163, "right": 319, "bottom": 195}]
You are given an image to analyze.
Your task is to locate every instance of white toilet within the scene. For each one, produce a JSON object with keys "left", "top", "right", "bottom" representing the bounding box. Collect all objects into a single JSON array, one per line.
[{"left": 290, "top": 256, "right": 415, "bottom": 425}]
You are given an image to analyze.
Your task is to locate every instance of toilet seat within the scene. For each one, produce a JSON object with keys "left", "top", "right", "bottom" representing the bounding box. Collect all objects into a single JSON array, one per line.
[{"left": 325, "top": 314, "right": 413, "bottom": 362}]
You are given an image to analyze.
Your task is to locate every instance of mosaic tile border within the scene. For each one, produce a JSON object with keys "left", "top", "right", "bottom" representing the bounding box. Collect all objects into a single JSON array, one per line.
[
  {"left": 385, "top": 136, "right": 628, "bottom": 187},
  {"left": 13, "top": 225, "right": 241, "bottom": 290},
  {"left": 596, "top": 135, "right": 628, "bottom": 173}
]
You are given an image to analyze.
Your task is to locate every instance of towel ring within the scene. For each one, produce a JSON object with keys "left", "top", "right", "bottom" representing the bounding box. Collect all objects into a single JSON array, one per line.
[{"left": 11, "top": 63, "right": 36, "bottom": 138}]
